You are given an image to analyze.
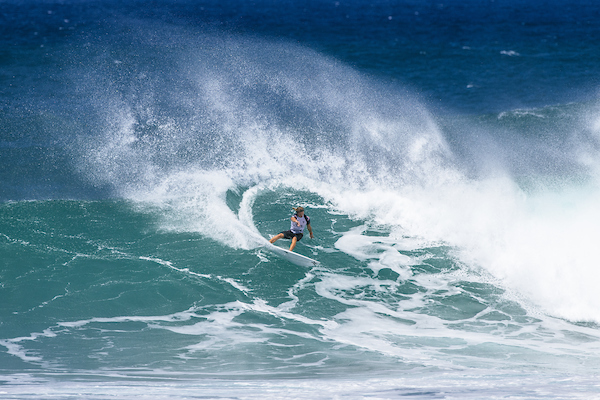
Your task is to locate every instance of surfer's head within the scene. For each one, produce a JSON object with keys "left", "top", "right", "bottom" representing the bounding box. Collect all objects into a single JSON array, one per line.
[{"left": 294, "top": 206, "right": 304, "bottom": 215}]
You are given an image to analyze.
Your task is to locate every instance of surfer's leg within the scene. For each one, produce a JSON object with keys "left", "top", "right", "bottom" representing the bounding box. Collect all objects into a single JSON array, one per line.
[
  {"left": 289, "top": 236, "right": 298, "bottom": 251},
  {"left": 270, "top": 233, "right": 284, "bottom": 244}
]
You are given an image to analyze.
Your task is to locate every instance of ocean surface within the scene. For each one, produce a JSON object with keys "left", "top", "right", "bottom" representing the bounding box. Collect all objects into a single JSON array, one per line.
[{"left": 3, "top": 0, "right": 600, "bottom": 398}]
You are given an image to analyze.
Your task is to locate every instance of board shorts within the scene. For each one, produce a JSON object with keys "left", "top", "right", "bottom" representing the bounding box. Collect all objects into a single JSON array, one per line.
[{"left": 281, "top": 230, "right": 303, "bottom": 241}]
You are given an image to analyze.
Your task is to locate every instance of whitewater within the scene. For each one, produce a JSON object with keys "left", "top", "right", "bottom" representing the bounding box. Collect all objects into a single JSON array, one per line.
[{"left": 3, "top": 1, "right": 600, "bottom": 398}]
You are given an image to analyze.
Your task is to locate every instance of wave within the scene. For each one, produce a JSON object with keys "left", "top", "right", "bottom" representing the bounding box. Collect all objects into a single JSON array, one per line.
[{"left": 45, "top": 27, "right": 600, "bottom": 324}]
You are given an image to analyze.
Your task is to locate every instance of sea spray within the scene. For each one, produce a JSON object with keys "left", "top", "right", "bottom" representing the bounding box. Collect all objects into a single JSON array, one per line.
[{"left": 62, "top": 28, "right": 600, "bottom": 325}]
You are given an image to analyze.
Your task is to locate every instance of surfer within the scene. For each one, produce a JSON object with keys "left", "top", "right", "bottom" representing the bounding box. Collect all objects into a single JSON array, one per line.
[{"left": 269, "top": 206, "right": 314, "bottom": 251}]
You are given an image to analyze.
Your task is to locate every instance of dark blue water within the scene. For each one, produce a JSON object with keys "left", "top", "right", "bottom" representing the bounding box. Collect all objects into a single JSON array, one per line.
[{"left": 3, "top": 1, "right": 600, "bottom": 398}]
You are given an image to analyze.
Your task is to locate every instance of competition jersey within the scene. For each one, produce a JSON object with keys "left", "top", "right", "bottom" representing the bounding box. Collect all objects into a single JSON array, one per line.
[{"left": 290, "top": 214, "right": 310, "bottom": 234}]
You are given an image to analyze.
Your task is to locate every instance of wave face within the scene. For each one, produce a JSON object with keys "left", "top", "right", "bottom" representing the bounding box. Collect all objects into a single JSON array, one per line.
[{"left": 3, "top": 1, "right": 600, "bottom": 398}]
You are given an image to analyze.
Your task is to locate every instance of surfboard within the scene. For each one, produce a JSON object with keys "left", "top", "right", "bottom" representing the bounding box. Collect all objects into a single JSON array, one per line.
[{"left": 263, "top": 242, "right": 320, "bottom": 267}]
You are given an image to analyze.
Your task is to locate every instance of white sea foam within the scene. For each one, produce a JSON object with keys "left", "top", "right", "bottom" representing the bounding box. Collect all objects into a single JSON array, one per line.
[
  {"left": 324, "top": 170, "right": 600, "bottom": 323},
  {"left": 2, "top": 372, "right": 600, "bottom": 400}
]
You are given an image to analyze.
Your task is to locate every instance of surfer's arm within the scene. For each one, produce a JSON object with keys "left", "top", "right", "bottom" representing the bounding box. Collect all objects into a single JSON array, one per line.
[
  {"left": 291, "top": 216, "right": 300, "bottom": 226},
  {"left": 307, "top": 223, "right": 314, "bottom": 238}
]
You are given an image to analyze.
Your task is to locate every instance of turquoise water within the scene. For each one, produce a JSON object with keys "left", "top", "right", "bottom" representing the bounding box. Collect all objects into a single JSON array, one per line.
[
  {"left": 3, "top": 189, "right": 600, "bottom": 397},
  {"left": 3, "top": 0, "right": 600, "bottom": 398}
]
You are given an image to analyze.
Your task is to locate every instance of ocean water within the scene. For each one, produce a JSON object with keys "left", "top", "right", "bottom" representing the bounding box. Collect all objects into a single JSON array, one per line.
[{"left": 3, "top": 0, "right": 600, "bottom": 398}]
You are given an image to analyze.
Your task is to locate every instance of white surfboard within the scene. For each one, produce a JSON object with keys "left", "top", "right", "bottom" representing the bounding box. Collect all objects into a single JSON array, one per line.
[{"left": 263, "top": 242, "right": 320, "bottom": 267}]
